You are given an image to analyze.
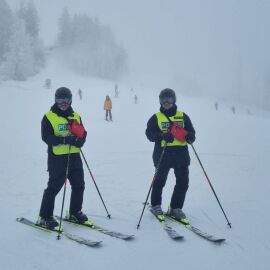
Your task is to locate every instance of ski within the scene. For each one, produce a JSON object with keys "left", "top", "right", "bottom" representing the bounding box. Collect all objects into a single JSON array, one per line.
[
  {"left": 16, "top": 217, "right": 102, "bottom": 247},
  {"left": 55, "top": 216, "right": 134, "bottom": 240},
  {"left": 164, "top": 214, "right": 225, "bottom": 243},
  {"left": 150, "top": 210, "right": 184, "bottom": 240}
]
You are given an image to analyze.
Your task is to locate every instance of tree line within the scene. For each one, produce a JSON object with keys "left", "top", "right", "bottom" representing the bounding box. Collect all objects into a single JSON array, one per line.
[
  {"left": 56, "top": 8, "right": 127, "bottom": 80},
  {"left": 0, "top": 0, "right": 127, "bottom": 81}
]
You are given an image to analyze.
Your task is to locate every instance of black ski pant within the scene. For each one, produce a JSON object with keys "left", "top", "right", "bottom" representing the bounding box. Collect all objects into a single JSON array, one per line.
[
  {"left": 151, "top": 163, "right": 189, "bottom": 209},
  {"left": 105, "top": 110, "right": 112, "bottom": 120},
  {"left": 39, "top": 167, "right": 85, "bottom": 218}
]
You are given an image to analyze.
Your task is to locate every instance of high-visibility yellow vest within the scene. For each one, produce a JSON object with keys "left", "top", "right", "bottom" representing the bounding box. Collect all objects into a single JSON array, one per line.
[
  {"left": 45, "top": 111, "right": 81, "bottom": 155},
  {"left": 156, "top": 111, "right": 187, "bottom": 147}
]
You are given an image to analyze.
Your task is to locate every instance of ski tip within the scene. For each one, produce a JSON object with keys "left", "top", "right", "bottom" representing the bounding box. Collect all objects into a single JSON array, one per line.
[
  {"left": 174, "top": 235, "right": 184, "bottom": 240},
  {"left": 85, "top": 242, "right": 102, "bottom": 248},
  {"left": 213, "top": 238, "right": 226, "bottom": 244},
  {"left": 92, "top": 241, "right": 103, "bottom": 247},
  {"left": 81, "top": 240, "right": 103, "bottom": 247},
  {"left": 123, "top": 235, "right": 135, "bottom": 240}
]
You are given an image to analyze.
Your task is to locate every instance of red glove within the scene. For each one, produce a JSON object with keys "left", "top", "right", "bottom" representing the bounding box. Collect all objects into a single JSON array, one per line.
[
  {"left": 67, "top": 120, "right": 85, "bottom": 139},
  {"left": 169, "top": 123, "right": 188, "bottom": 142}
]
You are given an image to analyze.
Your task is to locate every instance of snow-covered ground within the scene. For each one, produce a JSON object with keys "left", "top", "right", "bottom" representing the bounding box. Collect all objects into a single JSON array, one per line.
[{"left": 1, "top": 57, "right": 270, "bottom": 270}]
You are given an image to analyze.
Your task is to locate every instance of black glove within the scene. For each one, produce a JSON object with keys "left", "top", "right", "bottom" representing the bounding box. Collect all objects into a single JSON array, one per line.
[
  {"left": 72, "top": 137, "right": 86, "bottom": 148},
  {"left": 185, "top": 132, "right": 195, "bottom": 144},
  {"left": 63, "top": 135, "right": 76, "bottom": 145},
  {"left": 161, "top": 132, "right": 174, "bottom": 143},
  {"left": 63, "top": 130, "right": 87, "bottom": 148}
]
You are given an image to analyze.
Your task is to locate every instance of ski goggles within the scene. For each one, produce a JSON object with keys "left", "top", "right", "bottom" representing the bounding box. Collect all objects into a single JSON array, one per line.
[
  {"left": 159, "top": 96, "right": 175, "bottom": 104},
  {"left": 55, "top": 98, "right": 72, "bottom": 105}
]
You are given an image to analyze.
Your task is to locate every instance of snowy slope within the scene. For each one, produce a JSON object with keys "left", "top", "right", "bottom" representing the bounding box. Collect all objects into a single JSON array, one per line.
[{"left": 0, "top": 56, "right": 270, "bottom": 270}]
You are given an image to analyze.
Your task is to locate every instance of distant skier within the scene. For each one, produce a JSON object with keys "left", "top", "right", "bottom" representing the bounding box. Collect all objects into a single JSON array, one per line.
[
  {"left": 215, "top": 102, "right": 218, "bottom": 111},
  {"left": 134, "top": 94, "right": 138, "bottom": 104},
  {"left": 78, "top": 88, "right": 82, "bottom": 100},
  {"left": 37, "top": 87, "right": 92, "bottom": 230},
  {"left": 104, "top": 95, "right": 112, "bottom": 121},
  {"left": 114, "top": 84, "right": 119, "bottom": 98},
  {"left": 231, "top": 106, "right": 236, "bottom": 114},
  {"left": 146, "top": 88, "right": 196, "bottom": 224},
  {"left": 44, "top": 78, "right": 51, "bottom": 89}
]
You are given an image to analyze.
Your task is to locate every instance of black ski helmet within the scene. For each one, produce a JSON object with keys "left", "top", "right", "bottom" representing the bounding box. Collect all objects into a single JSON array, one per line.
[
  {"left": 159, "top": 88, "right": 176, "bottom": 104},
  {"left": 55, "top": 87, "right": 72, "bottom": 104}
]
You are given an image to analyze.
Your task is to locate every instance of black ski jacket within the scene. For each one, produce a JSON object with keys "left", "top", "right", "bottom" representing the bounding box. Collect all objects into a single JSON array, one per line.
[{"left": 41, "top": 104, "right": 86, "bottom": 172}]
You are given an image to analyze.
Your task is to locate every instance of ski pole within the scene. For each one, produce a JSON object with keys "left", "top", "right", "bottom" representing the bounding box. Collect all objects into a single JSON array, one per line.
[
  {"left": 190, "top": 143, "right": 232, "bottom": 228},
  {"left": 80, "top": 149, "right": 111, "bottom": 219},
  {"left": 57, "top": 145, "right": 72, "bottom": 240},
  {"left": 137, "top": 143, "right": 167, "bottom": 229}
]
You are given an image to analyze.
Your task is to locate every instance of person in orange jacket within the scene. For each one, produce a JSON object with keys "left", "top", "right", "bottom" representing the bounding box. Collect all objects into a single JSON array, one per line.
[{"left": 104, "top": 95, "right": 112, "bottom": 121}]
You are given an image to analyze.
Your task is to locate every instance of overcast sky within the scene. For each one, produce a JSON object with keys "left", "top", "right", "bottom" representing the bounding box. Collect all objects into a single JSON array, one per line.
[{"left": 8, "top": 0, "right": 270, "bottom": 104}]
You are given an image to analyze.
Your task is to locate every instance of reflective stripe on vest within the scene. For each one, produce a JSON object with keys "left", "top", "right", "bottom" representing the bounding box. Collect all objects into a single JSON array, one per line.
[
  {"left": 45, "top": 111, "right": 81, "bottom": 155},
  {"left": 156, "top": 111, "right": 187, "bottom": 147}
]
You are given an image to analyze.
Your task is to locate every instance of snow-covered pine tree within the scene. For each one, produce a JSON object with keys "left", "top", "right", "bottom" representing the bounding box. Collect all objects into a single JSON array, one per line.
[
  {"left": 0, "top": 18, "right": 34, "bottom": 80},
  {"left": 24, "top": 0, "right": 40, "bottom": 39},
  {"left": 57, "top": 8, "right": 73, "bottom": 47},
  {"left": 0, "top": 0, "right": 45, "bottom": 80},
  {"left": 0, "top": 0, "right": 13, "bottom": 63}
]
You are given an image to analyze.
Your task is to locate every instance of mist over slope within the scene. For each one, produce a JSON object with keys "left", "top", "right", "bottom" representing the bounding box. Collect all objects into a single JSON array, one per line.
[{"left": 0, "top": 56, "right": 270, "bottom": 270}]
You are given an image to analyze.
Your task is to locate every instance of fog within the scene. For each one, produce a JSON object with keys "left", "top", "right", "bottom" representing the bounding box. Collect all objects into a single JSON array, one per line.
[{"left": 8, "top": 0, "right": 270, "bottom": 107}]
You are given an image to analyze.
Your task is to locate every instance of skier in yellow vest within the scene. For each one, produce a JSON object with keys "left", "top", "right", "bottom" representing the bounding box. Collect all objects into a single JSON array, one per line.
[
  {"left": 146, "top": 88, "right": 196, "bottom": 224},
  {"left": 37, "top": 87, "right": 92, "bottom": 230}
]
